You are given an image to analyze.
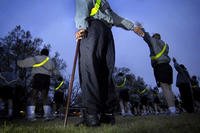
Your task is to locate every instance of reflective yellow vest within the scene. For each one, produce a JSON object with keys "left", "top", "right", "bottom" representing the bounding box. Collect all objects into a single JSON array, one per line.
[
  {"left": 116, "top": 77, "right": 127, "bottom": 88},
  {"left": 33, "top": 57, "right": 49, "bottom": 68},
  {"left": 90, "top": 0, "right": 101, "bottom": 16},
  {"left": 138, "top": 88, "right": 147, "bottom": 95},
  {"left": 55, "top": 81, "right": 64, "bottom": 91},
  {"left": 151, "top": 44, "right": 167, "bottom": 60}
]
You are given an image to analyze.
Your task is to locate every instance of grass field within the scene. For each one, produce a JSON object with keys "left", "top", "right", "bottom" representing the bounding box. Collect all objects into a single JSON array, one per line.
[{"left": 0, "top": 113, "right": 200, "bottom": 133}]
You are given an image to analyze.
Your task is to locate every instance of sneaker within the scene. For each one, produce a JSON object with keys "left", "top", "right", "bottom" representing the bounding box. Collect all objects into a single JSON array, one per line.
[
  {"left": 155, "top": 111, "right": 159, "bottom": 115},
  {"left": 126, "top": 112, "right": 134, "bottom": 116},
  {"left": 44, "top": 115, "right": 55, "bottom": 121},
  {"left": 121, "top": 112, "right": 126, "bottom": 117},
  {"left": 27, "top": 117, "right": 37, "bottom": 122},
  {"left": 166, "top": 111, "right": 179, "bottom": 116},
  {"left": 141, "top": 112, "right": 147, "bottom": 116}
]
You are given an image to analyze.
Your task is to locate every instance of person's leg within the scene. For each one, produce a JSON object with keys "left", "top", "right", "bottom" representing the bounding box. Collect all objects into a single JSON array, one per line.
[
  {"left": 153, "top": 97, "right": 160, "bottom": 114},
  {"left": 41, "top": 75, "right": 52, "bottom": 120},
  {"left": 79, "top": 23, "right": 102, "bottom": 115},
  {"left": 153, "top": 64, "right": 176, "bottom": 114},
  {"left": 125, "top": 101, "right": 133, "bottom": 116},
  {"left": 5, "top": 86, "right": 13, "bottom": 118},
  {"left": 104, "top": 30, "right": 116, "bottom": 112},
  {"left": 185, "top": 85, "right": 195, "bottom": 113},
  {"left": 142, "top": 105, "right": 147, "bottom": 115},
  {"left": 27, "top": 74, "right": 45, "bottom": 121},
  {"left": 7, "top": 99, "right": 13, "bottom": 118},
  {"left": 141, "top": 96, "right": 148, "bottom": 115},
  {"left": 180, "top": 84, "right": 194, "bottom": 113},
  {"left": 119, "top": 100, "right": 125, "bottom": 116},
  {"left": 134, "top": 106, "right": 138, "bottom": 115},
  {"left": 99, "top": 24, "right": 117, "bottom": 125},
  {"left": 42, "top": 88, "right": 51, "bottom": 116},
  {"left": 78, "top": 20, "right": 110, "bottom": 126},
  {"left": 160, "top": 83, "right": 176, "bottom": 114},
  {"left": 178, "top": 85, "right": 187, "bottom": 111},
  {"left": 27, "top": 88, "right": 38, "bottom": 121}
]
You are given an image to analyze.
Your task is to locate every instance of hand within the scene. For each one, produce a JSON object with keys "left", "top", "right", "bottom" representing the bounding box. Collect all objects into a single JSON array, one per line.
[
  {"left": 133, "top": 26, "right": 145, "bottom": 37},
  {"left": 75, "top": 29, "right": 87, "bottom": 41},
  {"left": 172, "top": 57, "right": 176, "bottom": 63}
]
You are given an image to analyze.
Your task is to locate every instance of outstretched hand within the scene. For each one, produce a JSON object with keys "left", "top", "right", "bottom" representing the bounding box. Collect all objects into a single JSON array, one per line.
[
  {"left": 133, "top": 22, "right": 145, "bottom": 37},
  {"left": 172, "top": 57, "right": 176, "bottom": 63}
]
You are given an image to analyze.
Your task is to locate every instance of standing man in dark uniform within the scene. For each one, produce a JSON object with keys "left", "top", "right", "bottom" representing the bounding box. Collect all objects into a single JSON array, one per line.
[
  {"left": 191, "top": 76, "right": 200, "bottom": 101},
  {"left": 191, "top": 75, "right": 200, "bottom": 111},
  {"left": 75, "top": 0, "right": 142, "bottom": 126},
  {"left": 134, "top": 27, "right": 177, "bottom": 115},
  {"left": 173, "top": 58, "right": 194, "bottom": 113}
]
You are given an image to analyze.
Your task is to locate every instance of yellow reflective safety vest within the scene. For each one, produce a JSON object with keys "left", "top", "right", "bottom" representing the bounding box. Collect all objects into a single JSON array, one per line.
[
  {"left": 90, "top": 0, "right": 101, "bottom": 16},
  {"left": 54, "top": 81, "right": 64, "bottom": 91},
  {"left": 116, "top": 77, "right": 127, "bottom": 88},
  {"left": 33, "top": 57, "right": 49, "bottom": 68},
  {"left": 151, "top": 44, "right": 167, "bottom": 60},
  {"left": 138, "top": 88, "right": 147, "bottom": 95},
  {"left": 140, "top": 88, "right": 147, "bottom": 94},
  {"left": 192, "top": 85, "right": 198, "bottom": 88}
]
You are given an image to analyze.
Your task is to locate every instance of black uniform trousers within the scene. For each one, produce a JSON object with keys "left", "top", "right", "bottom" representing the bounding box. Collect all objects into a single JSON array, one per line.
[
  {"left": 178, "top": 84, "right": 194, "bottom": 113},
  {"left": 153, "top": 63, "right": 173, "bottom": 86},
  {"left": 79, "top": 19, "right": 117, "bottom": 115},
  {"left": 27, "top": 74, "right": 50, "bottom": 106}
]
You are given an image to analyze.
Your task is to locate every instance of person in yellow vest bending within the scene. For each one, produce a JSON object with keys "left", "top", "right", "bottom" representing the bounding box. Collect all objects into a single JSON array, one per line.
[
  {"left": 134, "top": 27, "right": 177, "bottom": 115},
  {"left": 17, "top": 48, "right": 60, "bottom": 121}
]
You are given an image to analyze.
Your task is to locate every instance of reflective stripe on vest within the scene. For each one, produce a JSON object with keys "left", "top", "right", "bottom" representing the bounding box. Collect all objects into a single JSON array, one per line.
[
  {"left": 55, "top": 81, "right": 64, "bottom": 91},
  {"left": 138, "top": 88, "right": 147, "bottom": 95},
  {"left": 192, "top": 85, "right": 198, "bottom": 88},
  {"left": 140, "top": 88, "right": 147, "bottom": 94},
  {"left": 151, "top": 44, "right": 167, "bottom": 60},
  {"left": 90, "top": 0, "right": 101, "bottom": 16},
  {"left": 116, "top": 77, "right": 127, "bottom": 88},
  {"left": 33, "top": 57, "right": 49, "bottom": 68}
]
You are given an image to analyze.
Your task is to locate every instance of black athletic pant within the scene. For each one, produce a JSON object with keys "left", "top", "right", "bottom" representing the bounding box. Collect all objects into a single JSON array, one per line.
[
  {"left": 27, "top": 74, "right": 50, "bottom": 106},
  {"left": 79, "top": 19, "right": 117, "bottom": 115},
  {"left": 178, "top": 84, "right": 194, "bottom": 113}
]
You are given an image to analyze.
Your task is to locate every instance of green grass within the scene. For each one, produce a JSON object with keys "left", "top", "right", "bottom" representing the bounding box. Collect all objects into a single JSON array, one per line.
[{"left": 1, "top": 113, "right": 200, "bottom": 133}]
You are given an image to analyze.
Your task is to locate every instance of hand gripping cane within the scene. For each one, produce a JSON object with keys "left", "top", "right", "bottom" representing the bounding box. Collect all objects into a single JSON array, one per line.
[{"left": 64, "top": 40, "right": 81, "bottom": 127}]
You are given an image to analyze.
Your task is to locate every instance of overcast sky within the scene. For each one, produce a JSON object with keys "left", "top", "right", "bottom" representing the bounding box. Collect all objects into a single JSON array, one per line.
[{"left": 0, "top": 0, "right": 200, "bottom": 95}]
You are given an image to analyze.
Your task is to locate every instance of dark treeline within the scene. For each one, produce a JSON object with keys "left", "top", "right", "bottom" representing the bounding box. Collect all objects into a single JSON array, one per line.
[{"left": 0, "top": 25, "right": 68, "bottom": 118}]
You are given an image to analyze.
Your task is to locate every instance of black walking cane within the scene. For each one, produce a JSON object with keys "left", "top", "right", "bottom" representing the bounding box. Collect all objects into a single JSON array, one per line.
[{"left": 64, "top": 39, "right": 81, "bottom": 127}]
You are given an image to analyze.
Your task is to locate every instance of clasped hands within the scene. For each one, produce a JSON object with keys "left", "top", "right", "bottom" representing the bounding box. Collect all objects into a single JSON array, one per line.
[{"left": 133, "top": 22, "right": 145, "bottom": 37}]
